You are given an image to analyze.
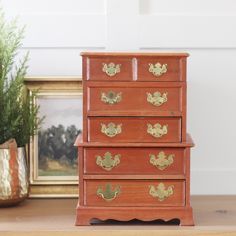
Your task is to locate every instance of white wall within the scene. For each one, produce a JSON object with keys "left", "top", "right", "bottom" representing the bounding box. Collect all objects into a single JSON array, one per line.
[{"left": 2, "top": 0, "right": 236, "bottom": 195}]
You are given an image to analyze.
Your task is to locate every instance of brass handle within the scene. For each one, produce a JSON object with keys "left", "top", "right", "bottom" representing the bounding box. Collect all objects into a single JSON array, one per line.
[
  {"left": 149, "top": 63, "right": 167, "bottom": 77},
  {"left": 147, "top": 123, "right": 168, "bottom": 138},
  {"left": 102, "top": 63, "right": 121, "bottom": 77},
  {"left": 149, "top": 151, "right": 174, "bottom": 170},
  {"left": 147, "top": 91, "right": 168, "bottom": 106},
  {"left": 96, "top": 152, "right": 121, "bottom": 171},
  {"left": 101, "top": 91, "right": 122, "bottom": 105},
  {"left": 149, "top": 183, "right": 174, "bottom": 201},
  {"left": 97, "top": 184, "right": 121, "bottom": 201},
  {"left": 101, "top": 122, "right": 122, "bottom": 138}
]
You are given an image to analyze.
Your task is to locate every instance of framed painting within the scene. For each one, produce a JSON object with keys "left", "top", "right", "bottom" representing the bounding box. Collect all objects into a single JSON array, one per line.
[{"left": 25, "top": 77, "right": 82, "bottom": 198}]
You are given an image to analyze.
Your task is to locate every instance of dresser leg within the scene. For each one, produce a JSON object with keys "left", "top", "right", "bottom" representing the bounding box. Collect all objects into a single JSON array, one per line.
[
  {"left": 180, "top": 216, "right": 194, "bottom": 226},
  {"left": 76, "top": 216, "right": 91, "bottom": 226}
]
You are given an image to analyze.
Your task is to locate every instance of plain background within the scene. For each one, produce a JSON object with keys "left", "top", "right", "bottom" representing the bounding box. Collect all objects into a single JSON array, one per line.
[{"left": 2, "top": 0, "right": 236, "bottom": 195}]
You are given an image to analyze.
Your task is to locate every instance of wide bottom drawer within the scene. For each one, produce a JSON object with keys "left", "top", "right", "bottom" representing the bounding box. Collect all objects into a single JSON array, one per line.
[{"left": 84, "top": 180, "right": 185, "bottom": 207}]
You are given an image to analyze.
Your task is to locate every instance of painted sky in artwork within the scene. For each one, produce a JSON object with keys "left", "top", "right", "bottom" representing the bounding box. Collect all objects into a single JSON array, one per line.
[{"left": 38, "top": 96, "right": 82, "bottom": 130}]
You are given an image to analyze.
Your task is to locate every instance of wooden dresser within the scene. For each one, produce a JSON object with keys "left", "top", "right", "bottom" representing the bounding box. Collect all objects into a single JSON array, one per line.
[{"left": 75, "top": 52, "right": 194, "bottom": 226}]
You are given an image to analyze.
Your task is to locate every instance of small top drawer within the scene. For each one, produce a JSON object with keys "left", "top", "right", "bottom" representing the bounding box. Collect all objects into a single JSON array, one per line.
[
  {"left": 81, "top": 52, "right": 188, "bottom": 82},
  {"left": 84, "top": 56, "right": 133, "bottom": 81},
  {"left": 137, "top": 57, "right": 184, "bottom": 82}
]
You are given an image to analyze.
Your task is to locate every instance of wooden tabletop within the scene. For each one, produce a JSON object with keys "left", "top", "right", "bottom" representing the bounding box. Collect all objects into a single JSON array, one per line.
[{"left": 0, "top": 196, "right": 236, "bottom": 236}]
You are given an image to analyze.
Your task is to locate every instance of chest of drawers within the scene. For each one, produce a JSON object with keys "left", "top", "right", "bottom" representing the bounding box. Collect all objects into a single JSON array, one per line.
[{"left": 75, "top": 52, "right": 194, "bottom": 226}]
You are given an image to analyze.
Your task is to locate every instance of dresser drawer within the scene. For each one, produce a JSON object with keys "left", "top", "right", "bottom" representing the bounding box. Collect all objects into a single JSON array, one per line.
[
  {"left": 137, "top": 57, "right": 184, "bottom": 82},
  {"left": 83, "top": 53, "right": 187, "bottom": 82},
  {"left": 86, "top": 57, "right": 133, "bottom": 81},
  {"left": 84, "top": 180, "right": 185, "bottom": 206},
  {"left": 88, "top": 83, "right": 183, "bottom": 115},
  {"left": 84, "top": 147, "right": 185, "bottom": 175},
  {"left": 88, "top": 117, "right": 181, "bottom": 143}
]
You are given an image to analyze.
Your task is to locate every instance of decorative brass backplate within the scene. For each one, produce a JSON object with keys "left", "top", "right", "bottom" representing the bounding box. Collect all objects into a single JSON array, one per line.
[
  {"left": 147, "top": 91, "right": 168, "bottom": 106},
  {"left": 147, "top": 123, "right": 168, "bottom": 138},
  {"left": 101, "top": 91, "right": 122, "bottom": 105},
  {"left": 102, "top": 63, "right": 121, "bottom": 77},
  {"left": 97, "top": 183, "right": 121, "bottom": 201},
  {"left": 149, "top": 63, "right": 167, "bottom": 77},
  {"left": 96, "top": 152, "right": 121, "bottom": 171},
  {"left": 149, "top": 183, "right": 174, "bottom": 201},
  {"left": 149, "top": 151, "right": 174, "bottom": 170},
  {"left": 101, "top": 122, "right": 122, "bottom": 138}
]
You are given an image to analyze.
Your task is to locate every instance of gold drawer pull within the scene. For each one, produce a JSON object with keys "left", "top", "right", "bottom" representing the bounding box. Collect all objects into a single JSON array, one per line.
[
  {"left": 149, "top": 151, "right": 174, "bottom": 170},
  {"left": 149, "top": 183, "right": 174, "bottom": 201},
  {"left": 149, "top": 63, "right": 167, "bottom": 77},
  {"left": 101, "top": 91, "right": 122, "bottom": 104},
  {"left": 147, "top": 123, "right": 168, "bottom": 138},
  {"left": 96, "top": 152, "right": 121, "bottom": 171},
  {"left": 147, "top": 91, "right": 168, "bottom": 106},
  {"left": 101, "top": 122, "right": 122, "bottom": 138},
  {"left": 97, "top": 184, "right": 121, "bottom": 201},
  {"left": 102, "top": 63, "right": 121, "bottom": 77}
]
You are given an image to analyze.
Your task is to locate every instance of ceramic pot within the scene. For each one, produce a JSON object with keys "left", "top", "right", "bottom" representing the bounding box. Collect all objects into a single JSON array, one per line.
[{"left": 0, "top": 139, "right": 29, "bottom": 206}]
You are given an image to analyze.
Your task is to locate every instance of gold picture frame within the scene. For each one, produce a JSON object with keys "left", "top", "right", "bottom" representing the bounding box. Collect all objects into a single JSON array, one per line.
[{"left": 25, "top": 77, "right": 82, "bottom": 198}]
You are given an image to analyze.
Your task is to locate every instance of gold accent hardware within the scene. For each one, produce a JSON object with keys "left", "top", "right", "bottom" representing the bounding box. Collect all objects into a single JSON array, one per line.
[
  {"left": 97, "top": 184, "right": 121, "bottom": 201},
  {"left": 101, "top": 122, "right": 122, "bottom": 138},
  {"left": 102, "top": 63, "right": 121, "bottom": 77},
  {"left": 147, "top": 91, "right": 168, "bottom": 106},
  {"left": 147, "top": 123, "right": 168, "bottom": 138},
  {"left": 149, "top": 63, "right": 167, "bottom": 77},
  {"left": 96, "top": 152, "right": 121, "bottom": 171},
  {"left": 149, "top": 151, "right": 174, "bottom": 170},
  {"left": 149, "top": 183, "right": 174, "bottom": 201},
  {"left": 101, "top": 91, "right": 122, "bottom": 105}
]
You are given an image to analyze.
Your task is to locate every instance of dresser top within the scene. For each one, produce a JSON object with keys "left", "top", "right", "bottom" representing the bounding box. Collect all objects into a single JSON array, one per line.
[{"left": 81, "top": 52, "right": 189, "bottom": 57}]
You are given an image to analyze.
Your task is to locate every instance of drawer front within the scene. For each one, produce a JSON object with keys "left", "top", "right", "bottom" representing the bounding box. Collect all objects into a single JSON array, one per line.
[
  {"left": 84, "top": 180, "right": 185, "bottom": 206},
  {"left": 84, "top": 147, "right": 185, "bottom": 175},
  {"left": 88, "top": 85, "right": 182, "bottom": 114},
  {"left": 138, "top": 57, "right": 183, "bottom": 81},
  {"left": 88, "top": 117, "right": 181, "bottom": 143},
  {"left": 87, "top": 57, "right": 133, "bottom": 81}
]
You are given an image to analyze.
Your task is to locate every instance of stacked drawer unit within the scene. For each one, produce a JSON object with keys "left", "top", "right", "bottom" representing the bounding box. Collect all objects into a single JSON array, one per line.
[{"left": 76, "top": 52, "right": 194, "bottom": 226}]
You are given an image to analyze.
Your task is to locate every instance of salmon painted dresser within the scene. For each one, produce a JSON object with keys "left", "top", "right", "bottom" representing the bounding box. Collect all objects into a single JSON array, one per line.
[{"left": 75, "top": 52, "right": 194, "bottom": 226}]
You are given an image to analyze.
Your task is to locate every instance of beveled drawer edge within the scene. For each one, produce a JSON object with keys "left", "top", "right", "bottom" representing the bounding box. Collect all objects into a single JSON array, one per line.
[{"left": 83, "top": 174, "right": 186, "bottom": 180}]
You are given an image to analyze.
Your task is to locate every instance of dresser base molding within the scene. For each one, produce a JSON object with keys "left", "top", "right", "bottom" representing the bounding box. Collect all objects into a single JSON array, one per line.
[{"left": 76, "top": 206, "right": 194, "bottom": 226}]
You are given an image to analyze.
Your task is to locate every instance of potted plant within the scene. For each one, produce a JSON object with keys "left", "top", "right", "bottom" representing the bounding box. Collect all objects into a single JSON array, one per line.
[{"left": 0, "top": 9, "right": 43, "bottom": 206}]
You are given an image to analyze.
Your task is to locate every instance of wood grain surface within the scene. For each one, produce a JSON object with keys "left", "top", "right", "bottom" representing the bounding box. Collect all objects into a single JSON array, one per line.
[
  {"left": 79, "top": 53, "right": 190, "bottom": 225},
  {"left": 137, "top": 57, "right": 184, "bottom": 82},
  {"left": 83, "top": 54, "right": 186, "bottom": 82},
  {"left": 88, "top": 82, "right": 183, "bottom": 114},
  {"left": 88, "top": 117, "right": 181, "bottom": 143},
  {"left": 84, "top": 147, "right": 186, "bottom": 175},
  {"left": 75, "top": 133, "right": 194, "bottom": 147},
  {"left": 84, "top": 180, "right": 185, "bottom": 207},
  {"left": 1, "top": 196, "right": 236, "bottom": 236},
  {"left": 80, "top": 52, "right": 189, "bottom": 56},
  {"left": 88, "top": 57, "right": 133, "bottom": 81}
]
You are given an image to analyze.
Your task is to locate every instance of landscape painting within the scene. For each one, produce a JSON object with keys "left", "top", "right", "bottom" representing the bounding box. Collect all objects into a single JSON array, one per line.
[{"left": 36, "top": 94, "right": 82, "bottom": 180}]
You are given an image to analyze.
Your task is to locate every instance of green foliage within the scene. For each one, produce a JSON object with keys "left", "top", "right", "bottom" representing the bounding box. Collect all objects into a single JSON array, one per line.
[
  {"left": 0, "top": 9, "right": 42, "bottom": 146},
  {"left": 38, "top": 124, "right": 81, "bottom": 176}
]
